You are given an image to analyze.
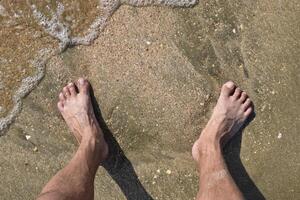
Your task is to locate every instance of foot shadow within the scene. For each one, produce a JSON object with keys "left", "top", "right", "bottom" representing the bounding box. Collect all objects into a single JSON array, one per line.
[
  {"left": 223, "top": 112, "right": 266, "bottom": 200},
  {"left": 89, "top": 88, "right": 153, "bottom": 200}
]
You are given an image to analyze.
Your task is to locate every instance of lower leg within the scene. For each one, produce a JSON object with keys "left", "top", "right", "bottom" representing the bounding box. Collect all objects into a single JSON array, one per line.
[
  {"left": 38, "top": 137, "right": 101, "bottom": 200},
  {"left": 38, "top": 78, "right": 108, "bottom": 200},
  {"left": 195, "top": 129, "right": 244, "bottom": 200},
  {"left": 193, "top": 81, "right": 253, "bottom": 200}
]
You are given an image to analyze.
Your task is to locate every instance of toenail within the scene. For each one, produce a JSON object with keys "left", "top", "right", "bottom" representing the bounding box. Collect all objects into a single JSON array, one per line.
[
  {"left": 226, "top": 81, "right": 235, "bottom": 88},
  {"left": 68, "top": 82, "right": 73, "bottom": 86},
  {"left": 78, "top": 78, "right": 84, "bottom": 84}
]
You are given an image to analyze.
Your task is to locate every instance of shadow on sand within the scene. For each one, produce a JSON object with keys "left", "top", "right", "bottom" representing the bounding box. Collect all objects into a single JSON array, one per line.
[
  {"left": 223, "top": 112, "right": 266, "bottom": 200},
  {"left": 90, "top": 88, "right": 153, "bottom": 200},
  {"left": 90, "top": 85, "right": 264, "bottom": 200}
]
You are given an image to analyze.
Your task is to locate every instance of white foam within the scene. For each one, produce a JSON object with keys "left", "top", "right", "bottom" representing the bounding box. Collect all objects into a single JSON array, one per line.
[
  {"left": 31, "top": 0, "right": 198, "bottom": 46},
  {"left": 0, "top": 49, "right": 53, "bottom": 134},
  {"left": 31, "top": 3, "right": 70, "bottom": 50}
]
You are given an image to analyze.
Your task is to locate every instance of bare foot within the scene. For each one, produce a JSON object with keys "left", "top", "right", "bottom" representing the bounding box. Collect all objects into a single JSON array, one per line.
[
  {"left": 57, "top": 78, "right": 108, "bottom": 163},
  {"left": 192, "top": 81, "right": 253, "bottom": 162}
]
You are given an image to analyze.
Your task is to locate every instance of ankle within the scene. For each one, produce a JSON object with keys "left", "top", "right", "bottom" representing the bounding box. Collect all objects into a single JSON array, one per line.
[
  {"left": 81, "top": 133, "right": 98, "bottom": 145},
  {"left": 198, "top": 139, "right": 221, "bottom": 156},
  {"left": 79, "top": 136, "right": 108, "bottom": 166},
  {"left": 197, "top": 131, "right": 222, "bottom": 157},
  {"left": 199, "top": 125, "right": 221, "bottom": 144},
  {"left": 81, "top": 133, "right": 106, "bottom": 151},
  {"left": 82, "top": 121, "right": 101, "bottom": 137}
]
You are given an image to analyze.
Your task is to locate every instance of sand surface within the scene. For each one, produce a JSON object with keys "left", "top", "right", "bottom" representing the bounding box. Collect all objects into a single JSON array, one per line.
[{"left": 0, "top": 0, "right": 299, "bottom": 199}]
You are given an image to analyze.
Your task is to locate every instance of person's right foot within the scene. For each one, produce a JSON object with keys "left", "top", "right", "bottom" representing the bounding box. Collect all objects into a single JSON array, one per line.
[{"left": 192, "top": 81, "right": 253, "bottom": 162}]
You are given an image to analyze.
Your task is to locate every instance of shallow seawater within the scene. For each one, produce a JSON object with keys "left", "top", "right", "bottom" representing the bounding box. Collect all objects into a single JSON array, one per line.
[
  {"left": 0, "top": 1, "right": 54, "bottom": 117},
  {"left": 0, "top": 0, "right": 197, "bottom": 132},
  {"left": 0, "top": 0, "right": 99, "bottom": 130}
]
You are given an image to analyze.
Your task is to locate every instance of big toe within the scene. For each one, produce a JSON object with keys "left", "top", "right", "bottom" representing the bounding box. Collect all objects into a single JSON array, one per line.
[
  {"left": 221, "top": 81, "right": 236, "bottom": 97},
  {"left": 76, "top": 78, "right": 90, "bottom": 94}
]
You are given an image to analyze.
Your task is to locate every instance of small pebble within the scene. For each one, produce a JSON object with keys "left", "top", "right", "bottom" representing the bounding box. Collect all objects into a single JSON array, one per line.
[
  {"left": 156, "top": 169, "right": 161, "bottom": 173},
  {"left": 65, "top": 16, "right": 72, "bottom": 21},
  {"left": 232, "top": 28, "right": 236, "bottom": 33},
  {"left": 277, "top": 132, "right": 282, "bottom": 139},
  {"left": 25, "top": 135, "right": 31, "bottom": 140},
  {"left": 271, "top": 90, "right": 275, "bottom": 95},
  {"left": 33, "top": 147, "right": 38, "bottom": 152},
  {"left": 166, "top": 169, "right": 172, "bottom": 175}
]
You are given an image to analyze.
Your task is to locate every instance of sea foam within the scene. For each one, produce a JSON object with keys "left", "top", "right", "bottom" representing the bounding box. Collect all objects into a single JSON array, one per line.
[
  {"left": 31, "top": 0, "right": 197, "bottom": 48},
  {"left": 0, "top": 49, "right": 53, "bottom": 134}
]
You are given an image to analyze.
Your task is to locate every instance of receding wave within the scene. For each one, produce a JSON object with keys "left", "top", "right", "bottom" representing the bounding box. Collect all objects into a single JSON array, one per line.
[{"left": 0, "top": 0, "right": 197, "bottom": 134}]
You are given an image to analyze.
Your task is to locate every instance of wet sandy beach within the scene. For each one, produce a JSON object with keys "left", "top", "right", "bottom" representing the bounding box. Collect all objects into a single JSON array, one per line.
[{"left": 0, "top": 0, "right": 299, "bottom": 199}]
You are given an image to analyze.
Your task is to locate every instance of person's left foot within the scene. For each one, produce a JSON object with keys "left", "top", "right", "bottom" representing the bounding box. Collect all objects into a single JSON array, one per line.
[
  {"left": 192, "top": 81, "right": 253, "bottom": 163},
  {"left": 57, "top": 78, "right": 108, "bottom": 164}
]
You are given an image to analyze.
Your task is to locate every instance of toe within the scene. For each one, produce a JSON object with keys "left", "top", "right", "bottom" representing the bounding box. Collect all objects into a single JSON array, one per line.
[
  {"left": 233, "top": 87, "right": 242, "bottom": 99},
  {"left": 57, "top": 101, "right": 64, "bottom": 112},
  {"left": 63, "top": 86, "right": 71, "bottom": 98},
  {"left": 243, "top": 98, "right": 252, "bottom": 110},
  {"left": 59, "top": 92, "right": 65, "bottom": 101},
  {"left": 76, "top": 78, "right": 90, "bottom": 94},
  {"left": 221, "top": 81, "right": 236, "bottom": 97},
  {"left": 67, "top": 82, "right": 77, "bottom": 96},
  {"left": 244, "top": 106, "right": 253, "bottom": 117},
  {"left": 239, "top": 92, "right": 248, "bottom": 103}
]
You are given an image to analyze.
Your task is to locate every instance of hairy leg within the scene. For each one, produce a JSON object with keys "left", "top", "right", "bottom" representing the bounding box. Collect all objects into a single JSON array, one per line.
[
  {"left": 192, "top": 81, "right": 253, "bottom": 200},
  {"left": 37, "top": 78, "right": 108, "bottom": 200}
]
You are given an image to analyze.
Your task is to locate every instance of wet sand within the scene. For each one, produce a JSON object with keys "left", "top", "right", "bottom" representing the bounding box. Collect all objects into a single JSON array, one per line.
[{"left": 0, "top": 0, "right": 299, "bottom": 199}]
